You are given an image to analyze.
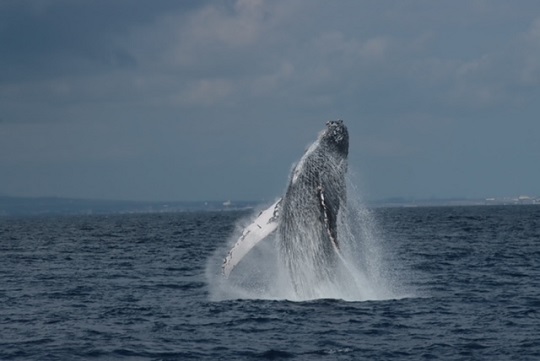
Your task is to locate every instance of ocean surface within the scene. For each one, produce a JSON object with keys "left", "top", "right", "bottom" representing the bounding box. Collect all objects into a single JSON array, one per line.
[{"left": 1, "top": 205, "right": 539, "bottom": 360}]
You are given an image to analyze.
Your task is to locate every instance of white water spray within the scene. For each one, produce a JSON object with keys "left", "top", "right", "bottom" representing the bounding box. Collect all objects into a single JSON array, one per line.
[{"left": 206, "top": 171, "right": 407, "bottom": 302}]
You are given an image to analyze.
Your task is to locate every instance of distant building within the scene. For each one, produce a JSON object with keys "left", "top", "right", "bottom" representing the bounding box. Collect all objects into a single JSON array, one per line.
[{"left": 518, "top": 196, "right": 534, "bottom": 205}]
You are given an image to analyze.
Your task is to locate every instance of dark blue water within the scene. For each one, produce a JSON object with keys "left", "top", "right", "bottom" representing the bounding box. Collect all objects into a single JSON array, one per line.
[{"left": 1, "top": 206, "right": 539, "bottom": 360}]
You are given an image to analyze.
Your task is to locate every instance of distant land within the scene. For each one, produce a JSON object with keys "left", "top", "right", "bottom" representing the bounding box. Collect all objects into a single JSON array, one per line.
[
  {"left": 370, "top": 195, "right": 539, "bottom": 208},
  {"left": 0, "top": 196, "right": 258, "bottom": 217},
  {"left": 1, "top": 195, "right": 539, "bottom": 217}
]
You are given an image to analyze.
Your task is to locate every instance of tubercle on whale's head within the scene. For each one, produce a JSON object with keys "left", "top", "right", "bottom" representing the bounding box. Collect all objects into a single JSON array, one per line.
[{"left": 322, "top": 119, "right": 349, "bottom": 156}]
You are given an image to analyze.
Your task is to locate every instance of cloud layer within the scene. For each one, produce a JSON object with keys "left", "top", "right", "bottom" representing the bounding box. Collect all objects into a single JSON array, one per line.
[{"left": 1, "top": 1, "right": 540, "bottom": 201}]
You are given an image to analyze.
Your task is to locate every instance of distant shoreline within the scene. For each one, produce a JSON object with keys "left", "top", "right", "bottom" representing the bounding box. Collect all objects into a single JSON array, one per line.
[{"left": 1, "top": 195, "right": 538, "bottom": 217}]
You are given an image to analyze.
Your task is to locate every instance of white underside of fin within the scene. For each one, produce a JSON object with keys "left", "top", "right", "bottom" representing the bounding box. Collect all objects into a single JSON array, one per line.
[{"left": 222, "top": 199, "right": 281, "bottom": 278}]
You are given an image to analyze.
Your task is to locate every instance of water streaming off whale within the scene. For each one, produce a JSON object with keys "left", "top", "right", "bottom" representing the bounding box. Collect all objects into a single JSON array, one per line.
[{"left": 208, "top": 121, "right": 409, "bottom": 301}]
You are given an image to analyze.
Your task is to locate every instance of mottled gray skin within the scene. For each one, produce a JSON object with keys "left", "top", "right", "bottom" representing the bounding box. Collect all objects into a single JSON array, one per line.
[{"left": 278, "top": 120, "right": 349, "bottom": 293}]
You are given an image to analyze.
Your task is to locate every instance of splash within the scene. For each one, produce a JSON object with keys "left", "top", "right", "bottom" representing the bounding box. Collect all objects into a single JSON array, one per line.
[{"left": 206, "top": 171, "right": 409, "bottom": 302}]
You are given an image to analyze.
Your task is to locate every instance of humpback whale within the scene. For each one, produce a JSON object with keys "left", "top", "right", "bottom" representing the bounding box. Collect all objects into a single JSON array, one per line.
[{"left": 222, "top": 120, "right": 349, "bottom": 294}]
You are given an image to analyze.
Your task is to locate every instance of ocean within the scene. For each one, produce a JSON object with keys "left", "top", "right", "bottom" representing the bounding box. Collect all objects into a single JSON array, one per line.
[{"left": 1, "top": 205, "right": 539, "bottom": 360}]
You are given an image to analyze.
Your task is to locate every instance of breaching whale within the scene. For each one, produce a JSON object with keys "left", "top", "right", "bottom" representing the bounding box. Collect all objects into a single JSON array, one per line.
[{"left": 222, "top": 120, "right": 349, "bottom": 294}]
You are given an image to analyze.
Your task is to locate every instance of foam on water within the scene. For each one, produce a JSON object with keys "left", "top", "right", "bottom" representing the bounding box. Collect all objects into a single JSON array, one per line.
[{"left": 207, "top": 171, "right": 411, "bottom": 302}]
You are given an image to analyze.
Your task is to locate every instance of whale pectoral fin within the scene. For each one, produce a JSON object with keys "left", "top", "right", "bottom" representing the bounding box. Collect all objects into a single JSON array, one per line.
[
  {"left": 222, "top": 199, "right": 282, "bottom": 278},
  {"left": 316, "top": 185, "right": 339, "bottom": 250}
]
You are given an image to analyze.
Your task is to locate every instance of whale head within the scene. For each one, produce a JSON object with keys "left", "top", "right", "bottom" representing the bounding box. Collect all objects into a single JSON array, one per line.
[{"left": 321, "top": 120, "right": 349, "bottom": 156}]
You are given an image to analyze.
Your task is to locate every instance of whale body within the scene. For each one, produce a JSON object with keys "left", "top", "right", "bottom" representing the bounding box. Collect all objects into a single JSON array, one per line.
[{"left": 222, "top": 120, "right": 349, "bottom": 295}]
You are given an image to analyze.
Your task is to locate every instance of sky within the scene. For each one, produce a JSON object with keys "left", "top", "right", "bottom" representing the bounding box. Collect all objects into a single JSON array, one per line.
[{"left": 1, "top": 0, "right": 540, "bottom": 202}]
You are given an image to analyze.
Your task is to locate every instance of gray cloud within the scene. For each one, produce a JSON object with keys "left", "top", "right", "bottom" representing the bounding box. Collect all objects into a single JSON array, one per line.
[{"left": 1, "top": 0, "right": 540, "bottom": 201}]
